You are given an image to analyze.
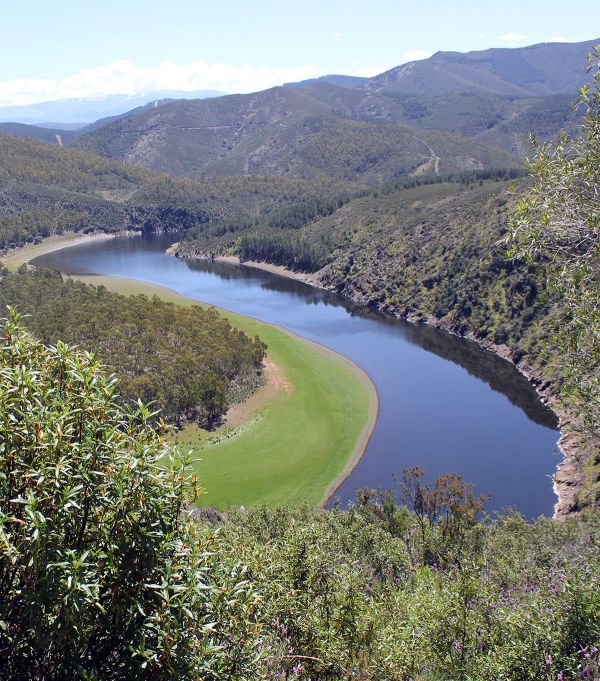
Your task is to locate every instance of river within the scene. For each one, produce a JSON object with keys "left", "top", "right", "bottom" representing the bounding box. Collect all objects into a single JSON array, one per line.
[{"left": 33, "top": 233, "right": 560, "bottom": 517}]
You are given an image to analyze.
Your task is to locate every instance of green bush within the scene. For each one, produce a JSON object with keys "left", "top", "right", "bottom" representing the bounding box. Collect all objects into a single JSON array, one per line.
[{"left": 0, "top": 311, "right": 262, "bottom": 679}]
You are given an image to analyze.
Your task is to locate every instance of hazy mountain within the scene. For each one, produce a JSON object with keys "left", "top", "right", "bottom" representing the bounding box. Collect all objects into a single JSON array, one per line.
[
  {"left": 284, "top": 74, "right": 367, "bottom": 89},
  {"left": 363, "top": 39, "right": 599, "bottom": 96},
  {"left": 0, "top": 122, "right": 79, "bottom": 145},
  {"left": 0, "top": 90, "right": 225, "bottom": 126}
]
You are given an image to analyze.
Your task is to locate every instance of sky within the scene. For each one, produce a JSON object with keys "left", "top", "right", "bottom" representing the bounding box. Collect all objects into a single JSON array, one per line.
[{"left": 1, "top": 0, "right": 599, "bottom": 106}]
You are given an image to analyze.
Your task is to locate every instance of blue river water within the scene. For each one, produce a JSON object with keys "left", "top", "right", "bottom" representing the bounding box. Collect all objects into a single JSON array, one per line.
[{"left": 33, "top": 233, "right": 560, "bottom": 517}]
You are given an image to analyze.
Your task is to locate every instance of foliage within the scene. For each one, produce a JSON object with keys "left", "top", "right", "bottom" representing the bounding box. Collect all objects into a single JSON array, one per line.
[
  {"left": 507, "top": 48, "right": 600, "bottom": 433},
  {"left": 0, "top": 313, "right": 263, "bottom": 679},
  {"left": 0, "top": 268, "right": 266, "bottom": 427},
  {"left": 215, "top": 497, "right": 599, "bottom": 680},
  {"left": 0, "top": 133, "right": 355, "bottom": 252}
]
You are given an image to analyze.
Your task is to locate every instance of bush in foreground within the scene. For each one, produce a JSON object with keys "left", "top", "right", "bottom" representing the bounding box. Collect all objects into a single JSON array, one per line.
[{"left": 0, "top": 311, "right": 261, "bottom": 680}]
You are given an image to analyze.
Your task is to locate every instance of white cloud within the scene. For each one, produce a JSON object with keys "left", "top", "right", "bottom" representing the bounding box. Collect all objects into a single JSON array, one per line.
[
  {"left": 400, "top": 49, "right": 433, "bottom": 63},
  {"left": 499, "top": 33, "right": 527, "bottom": 42},
  {"left": 332, "top": 31, "right": 344, "bottom": 39},
  {"left": 548, "top": 35, "right": 567, "bottom": 42},
  {"left": 0, "top": 60, "right": 323, "bottom": 107}
]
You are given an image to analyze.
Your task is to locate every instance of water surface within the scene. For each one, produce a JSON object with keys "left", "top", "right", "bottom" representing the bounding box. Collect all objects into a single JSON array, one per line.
[{"left": 34, "top": 233, "right": 560, "bottom": 517}]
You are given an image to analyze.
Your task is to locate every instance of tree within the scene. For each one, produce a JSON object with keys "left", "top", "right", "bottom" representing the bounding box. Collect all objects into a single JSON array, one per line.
[
  {"left": 0, "top": 311, "right": 260, "bottom": 680},
  {"left": 507, "top": 47, "right": 600, "bottom": 433}
]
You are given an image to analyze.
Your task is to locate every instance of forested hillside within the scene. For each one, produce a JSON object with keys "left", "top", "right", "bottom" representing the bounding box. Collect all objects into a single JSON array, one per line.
[
  {"left": 178, "top": 173, "right": 546, "bottom": 358},
  {"left": 0, "top": 268, "right": 266, "bottom": 427},
  {"left": 0, "top": 134, "right": 354, "bottom": 250}
]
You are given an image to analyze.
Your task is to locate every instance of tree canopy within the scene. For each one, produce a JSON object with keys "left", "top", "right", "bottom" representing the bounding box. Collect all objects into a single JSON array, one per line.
[
  {"left": 0, "top": 267, "right": 266, "bottom": 427},
  {"left": 508, "top": 47, "right": 600, "bottom": 433}
]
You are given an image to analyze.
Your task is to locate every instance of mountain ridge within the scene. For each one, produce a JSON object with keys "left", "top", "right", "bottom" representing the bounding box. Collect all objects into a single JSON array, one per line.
[
  {"left": 67, "top": 39, "right": 596, "bottom": 179},
  {"left": 364, "top": 38, "right": 599, "bottom": 96}
]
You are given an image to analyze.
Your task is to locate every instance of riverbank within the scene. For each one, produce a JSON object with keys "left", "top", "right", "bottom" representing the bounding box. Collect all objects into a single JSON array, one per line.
[
  {"left": 175, "top": 250, "right": 593, "bottom": 518},
  {"left": 2, "top": 235, "right": 379, "bottom": 509},
  {"left": 1, "top": 231, "right": 128, "bottom": 271},
  {"left": 73, "top": 275, "right": 379, "bottom": 509},
  {"left": 216, "top": 255, "right": 323, "bottom": 286},
  {"left": 174, "top": 249, "right": 324, "bottom": 285}
]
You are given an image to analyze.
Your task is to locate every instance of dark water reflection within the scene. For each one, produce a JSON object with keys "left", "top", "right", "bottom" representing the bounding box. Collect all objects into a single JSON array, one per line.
[{"left": 34, "top": 233, "right": 560, "bottom": 517}]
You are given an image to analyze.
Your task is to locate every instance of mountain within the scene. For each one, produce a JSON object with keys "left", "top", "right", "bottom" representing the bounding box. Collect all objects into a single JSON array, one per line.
[
  {"left": 0, "top": 122, "right": 79, "bottom": 145},
  {"left": 358, "top": 91, "right": 584, "bottom": 155},
  {"left": 284, "top": 74, "right": 367, "bottom": 89},
  {"left": 68, "top": 39, "right": 596, "bottom": 180},
  {"left": 0, "top": 90, "right": 225, "bottom": 126},
  {"left": 364, "top": 39, "right": 599, "bottom": 96},
  {"left": 72, "top": 84, "right": 519, "bottom": 182}
]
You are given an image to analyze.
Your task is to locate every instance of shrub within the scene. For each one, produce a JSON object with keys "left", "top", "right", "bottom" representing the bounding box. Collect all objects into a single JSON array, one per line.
[{"left": 0, "top": 311, "right": 261, "bottom": 679}]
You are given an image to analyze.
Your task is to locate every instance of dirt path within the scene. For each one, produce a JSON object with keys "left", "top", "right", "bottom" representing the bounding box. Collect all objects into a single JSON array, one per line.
[
  {"left": 410, "top": 133, "right": 440, "bottom": 176},
  {"left": 224, "top": 358, "right": 293, "bottom": 427}
]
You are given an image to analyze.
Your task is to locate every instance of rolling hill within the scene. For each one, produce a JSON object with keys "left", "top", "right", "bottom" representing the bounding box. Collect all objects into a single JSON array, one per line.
[{"left": 0, "top": 133, "right": 354, "bottom": 250}]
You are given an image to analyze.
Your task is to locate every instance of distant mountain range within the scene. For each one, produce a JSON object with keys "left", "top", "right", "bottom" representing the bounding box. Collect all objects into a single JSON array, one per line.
[
  {"left": 0, "top": 90, "right": 224, "bottom": 126},
  {"left": 1, "top": 39, "right": 597, "bottom": 183},
  {"left": 284, "top": 74, "right": 367, "bottom": 89},
  {"left": 365, "top": 39, "right": 598, "bottom": 96}
]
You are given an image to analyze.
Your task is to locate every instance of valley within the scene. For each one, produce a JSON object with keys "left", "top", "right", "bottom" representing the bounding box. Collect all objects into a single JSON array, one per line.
[
  {"left": 0, "top": 38, "right": 598, "bottom": 512},
  {"left": 1, "top": 16, "right": 599, "bottom": 678},
  {"left": 0, "top": 41, "right": 595, "bottom": 514},
  {"left": 28, "top": 232, "right": 559, "bottom": 516}
]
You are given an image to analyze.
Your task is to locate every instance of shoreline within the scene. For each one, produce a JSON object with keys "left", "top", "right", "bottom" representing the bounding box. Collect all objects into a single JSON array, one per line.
[
  {"left": 176, "top": 250, "right": 587, "bottom": 518},
  {"left": 3, "top": 234, "right": 380, "bottom": 509},
  {"left": 78, "top": 275, "right": 380, "bottom": 509},
  {"left": 215, "top": 255, "right": 323, "bottom": 286},
  {"left": 173, "top": 248, "right": 323, "bottom": 286},
  {"left": 1, "top": 230, "right": 140, "bottom": 272}
]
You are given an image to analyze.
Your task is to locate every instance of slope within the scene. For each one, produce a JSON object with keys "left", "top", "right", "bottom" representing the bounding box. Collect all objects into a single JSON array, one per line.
[
  {"left": 364, "top": 38, "right": 599, "bottom": 96},
  {"left": 72, "top": 86, "right": 518, "bottom": 182},
  {"left": 0, "top": 133, "right": 355, "bottom": 250}
]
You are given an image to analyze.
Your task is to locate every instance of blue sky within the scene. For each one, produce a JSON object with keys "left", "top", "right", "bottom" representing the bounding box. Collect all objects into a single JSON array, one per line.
[{"left": 1, "top": 0, "right": 599, "bottom": 105}]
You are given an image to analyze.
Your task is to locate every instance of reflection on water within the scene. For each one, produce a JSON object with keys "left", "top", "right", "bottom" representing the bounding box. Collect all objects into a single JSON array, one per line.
[
  {"left": 186, "top": 255, "right": 556, "bottom": 429},
  {"left": 33, "top": 232, "right": 560, "bottom": 517}
]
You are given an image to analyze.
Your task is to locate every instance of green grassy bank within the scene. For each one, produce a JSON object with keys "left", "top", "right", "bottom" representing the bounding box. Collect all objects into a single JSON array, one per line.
[{"left": 3, "top": 235, "right": 378, "bottom": 508}]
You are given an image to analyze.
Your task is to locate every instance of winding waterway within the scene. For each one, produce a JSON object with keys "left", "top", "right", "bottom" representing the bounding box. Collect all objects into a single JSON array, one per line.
[{"left": 33, "top": 233, "right": 560, "bottom": 517}]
